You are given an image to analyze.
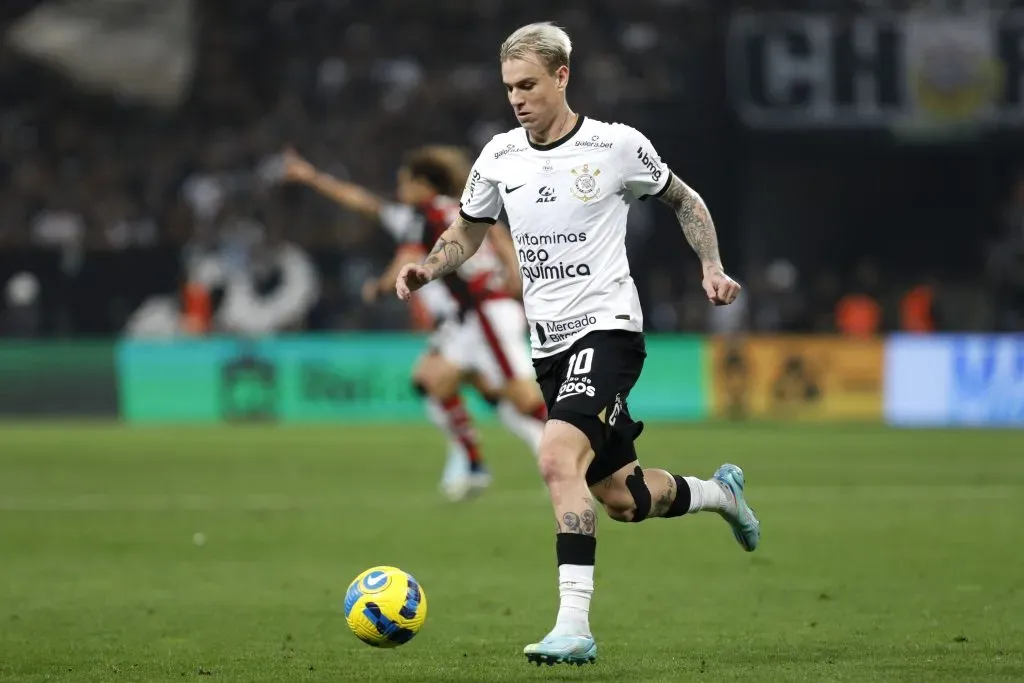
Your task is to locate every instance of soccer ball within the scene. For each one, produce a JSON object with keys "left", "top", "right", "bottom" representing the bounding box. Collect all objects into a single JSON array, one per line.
[{"left": 343, "top": 566, "right": 428, "bottom": 647}]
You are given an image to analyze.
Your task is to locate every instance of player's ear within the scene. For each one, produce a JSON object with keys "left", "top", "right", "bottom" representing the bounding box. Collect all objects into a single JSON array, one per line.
[{"left": 555, "top": 65, "right": 569, "bottom": 91}]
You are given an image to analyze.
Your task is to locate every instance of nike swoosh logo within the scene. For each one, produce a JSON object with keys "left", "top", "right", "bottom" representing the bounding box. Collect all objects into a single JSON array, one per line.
[
  {"left": 504, "top": 184, "right": 526, "bottom": 194},
  {"left": 364, "top": 573, "right": 387, "bottom": 588}
]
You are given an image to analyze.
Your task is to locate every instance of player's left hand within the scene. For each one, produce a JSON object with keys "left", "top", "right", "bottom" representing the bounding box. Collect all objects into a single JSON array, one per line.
[{"left": 702, "top": 266, "right": 741, "bottom": 306}]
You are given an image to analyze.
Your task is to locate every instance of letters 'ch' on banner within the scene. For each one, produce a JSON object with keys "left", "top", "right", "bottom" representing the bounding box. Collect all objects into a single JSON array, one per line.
[{"left": 728, "top": 10, "right": 1024, "bottom": 139}]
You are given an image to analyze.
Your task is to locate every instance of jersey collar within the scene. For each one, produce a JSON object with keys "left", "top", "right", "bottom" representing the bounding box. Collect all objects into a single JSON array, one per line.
[{"left": 525, "top": 115, "right": 586, "bottom": 151}]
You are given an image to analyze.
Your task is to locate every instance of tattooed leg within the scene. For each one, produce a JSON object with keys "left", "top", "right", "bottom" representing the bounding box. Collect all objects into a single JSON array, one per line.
[
  {"left": 589, "top": 465, "right": 730, "bottom": 522},
  {"left": 643, "top": 469, "right": 688, "bottom": 518},
  {"left": 556, "top": 498, "right": 597, "bottom": 535},
  {"left": 537, "top": 419, "right": 599, "bottom": 638}
]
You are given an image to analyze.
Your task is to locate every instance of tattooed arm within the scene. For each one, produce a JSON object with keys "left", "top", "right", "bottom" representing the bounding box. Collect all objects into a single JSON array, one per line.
[
  {"left": 421, "top": 215, "right": 491, "bottom": 279},
  {"left": 395, "top": 215, "right": 491, "bottom": 300},
  {"left": 657, "top": 173, "right": 741, "bottom": 305},
  {"left": 657, "top": 173, "right": 723, "bottom": 272}
]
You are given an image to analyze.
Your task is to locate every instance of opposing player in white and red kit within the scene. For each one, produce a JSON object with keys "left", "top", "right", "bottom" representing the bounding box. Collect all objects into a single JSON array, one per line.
[{"left": 282, "top": 145, "right": 546, "bottom": 499}]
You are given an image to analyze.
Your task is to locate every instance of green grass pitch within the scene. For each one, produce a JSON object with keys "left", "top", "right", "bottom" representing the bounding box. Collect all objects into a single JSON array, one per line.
[{"left": 1, "top": 423, "right": 1022, "bottom": 682}]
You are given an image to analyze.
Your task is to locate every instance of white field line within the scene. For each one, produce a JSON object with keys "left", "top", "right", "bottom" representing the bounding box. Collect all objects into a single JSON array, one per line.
[{"left": 0, "top": 485, "right": 1019, "bottom": 512}]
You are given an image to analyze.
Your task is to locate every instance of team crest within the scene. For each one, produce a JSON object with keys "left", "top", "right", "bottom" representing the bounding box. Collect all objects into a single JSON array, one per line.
[{"left": 569, "top": 164, "right": 601, "bottom": 203}]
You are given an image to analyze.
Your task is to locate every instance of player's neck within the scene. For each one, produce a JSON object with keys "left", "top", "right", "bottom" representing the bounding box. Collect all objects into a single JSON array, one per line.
[{"left": 528, "top": 108, "right": 578, "bottom": 147}]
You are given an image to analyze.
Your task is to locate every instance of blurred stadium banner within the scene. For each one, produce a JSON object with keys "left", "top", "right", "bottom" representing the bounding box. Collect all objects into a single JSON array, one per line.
[
  {"left": 114, "top": 334, "right": 709, "bottom": 425},
  {"left": 885, "top": 334, "right": 1024, "bottom": 427},
  {"left": 7, "top": 334, "right": 1020, "bottom": 426},
  {"left": 727, "top": 9, "right": 1021, "bottom": 139},
  {"left": 6, "top": 0, "right": 195, "bottom": 107},
  {"left": 116, "top": 335, "right": 431, "bottom": 424},
  {"left": 710, "top": 336, "right": 884, "bottom": 422},
  {"left": 635, "top": 336, "right": 707, "bottom": 422},
  {"left": 0, "top": 341, "right": 118, "bottom": 417}
]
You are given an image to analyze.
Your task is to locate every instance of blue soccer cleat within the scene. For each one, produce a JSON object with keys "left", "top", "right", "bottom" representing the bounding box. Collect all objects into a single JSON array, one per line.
[
  {"left": 713, "top": 463, "right": 761, "bottom": 552},
  {"left": 523, "top": 633, "right": 597, "bottom": 667}
]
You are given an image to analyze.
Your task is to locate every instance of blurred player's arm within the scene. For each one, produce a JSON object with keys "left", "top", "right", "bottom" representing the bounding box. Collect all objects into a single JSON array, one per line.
[
  {"left": 656, "top": 174, "right": 723, "bottom": 274},
  {"left": 281, "top": 147, "right": 382, "bottom": 220},
  {"left": 488, "top": 221, "right": 523, "bottom": 296}
]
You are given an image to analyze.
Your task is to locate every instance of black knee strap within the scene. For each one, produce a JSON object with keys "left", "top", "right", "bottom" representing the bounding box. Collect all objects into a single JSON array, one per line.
[
  {"left": 411, "top": 380, "right": 428, "bottom": 398},
  {"left": 624, "top": 465, "right": 651, "bottom": 522}
]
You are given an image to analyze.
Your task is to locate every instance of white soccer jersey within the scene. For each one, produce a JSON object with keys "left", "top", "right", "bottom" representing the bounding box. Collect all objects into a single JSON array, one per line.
[{"left": 459, "top": 116, "right": 671, "bottom": 358}]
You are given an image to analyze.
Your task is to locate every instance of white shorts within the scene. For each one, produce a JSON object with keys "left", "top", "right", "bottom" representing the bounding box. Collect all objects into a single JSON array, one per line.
[{"left": 428, "top": 298, "right": 534, "bottom": 390}]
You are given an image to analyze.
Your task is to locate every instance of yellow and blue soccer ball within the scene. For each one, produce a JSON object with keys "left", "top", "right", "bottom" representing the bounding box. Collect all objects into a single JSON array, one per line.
[{"left": 343, "top": 566, "right": 427, "bottom": 647}]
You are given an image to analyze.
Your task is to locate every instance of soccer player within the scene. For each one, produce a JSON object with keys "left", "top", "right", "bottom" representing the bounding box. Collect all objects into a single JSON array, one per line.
[
  {"left": 281, "top": 145, "right": 547, "bottom": 500},
  {"left": 362, "top": 238, "right": 508, "bottom": 500},
  {"left": 395, "top": 22, "right": 760, "bottom": 665}
]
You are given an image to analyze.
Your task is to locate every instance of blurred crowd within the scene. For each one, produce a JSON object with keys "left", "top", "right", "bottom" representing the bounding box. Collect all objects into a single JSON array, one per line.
[{"left": 0, "top": 0, "right": 1022, "bottom": 337}]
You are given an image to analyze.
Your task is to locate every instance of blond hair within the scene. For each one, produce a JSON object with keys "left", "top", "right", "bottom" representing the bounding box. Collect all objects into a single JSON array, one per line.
[{"left": 499, "top": 22, "right": 572, "bottom": 73}]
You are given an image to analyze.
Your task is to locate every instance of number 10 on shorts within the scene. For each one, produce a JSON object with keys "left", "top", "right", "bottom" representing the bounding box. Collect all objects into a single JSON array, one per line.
[
  {"left": 566, "top": 348, "right": 594, "bottom": 379},
  {"left": 557, "top": 348, "right": 596, "bottom": 401}
]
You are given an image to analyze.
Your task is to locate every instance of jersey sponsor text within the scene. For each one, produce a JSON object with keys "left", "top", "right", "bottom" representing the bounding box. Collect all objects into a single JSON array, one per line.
[{"left": 459, "top": 117, "right": 667, "bottom": 356}]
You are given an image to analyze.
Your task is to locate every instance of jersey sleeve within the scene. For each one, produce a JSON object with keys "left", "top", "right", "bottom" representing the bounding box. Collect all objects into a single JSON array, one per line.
[
  {"left": 378, "top": 202, "right": 425, "bottom": 244},
  {"left": 618, "top": 125, "right": 672, "bottom": 201},
  {"left": 458, "top": 150, "right": 502, "bottom": 224}
]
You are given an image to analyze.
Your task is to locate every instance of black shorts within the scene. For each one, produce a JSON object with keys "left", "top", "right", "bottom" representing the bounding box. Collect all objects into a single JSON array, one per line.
[{"left": 534, "top": 330, "right": 647, "bottom": 486}]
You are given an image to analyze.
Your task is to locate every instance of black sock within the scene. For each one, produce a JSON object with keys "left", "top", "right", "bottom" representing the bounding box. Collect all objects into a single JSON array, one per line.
[
  {"left": 664, "top": 475, "right": 692, "bottom": 518},
  {"left": 556, "top": 533, "right": 596, "bottom": 566}
]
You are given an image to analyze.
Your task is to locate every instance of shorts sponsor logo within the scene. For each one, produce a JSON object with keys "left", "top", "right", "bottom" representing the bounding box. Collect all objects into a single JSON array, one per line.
[
  {"left": 608, "top": 393, "right": 624, "bottom": 426},
  {"left": 557, "top": 348, "right": 596, "bottom": 401},
  {"left": 557, "top": 376, "right": 596, "bottom": 401}
]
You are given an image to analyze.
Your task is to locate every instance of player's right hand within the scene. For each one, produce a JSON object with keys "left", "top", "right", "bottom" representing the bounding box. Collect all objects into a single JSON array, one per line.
[
  {"left": 281, "top": 146, "right": 315, "bottom": 183},
  {"left": 395, "top": 263, "right": 432, "bottom": 301}
]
